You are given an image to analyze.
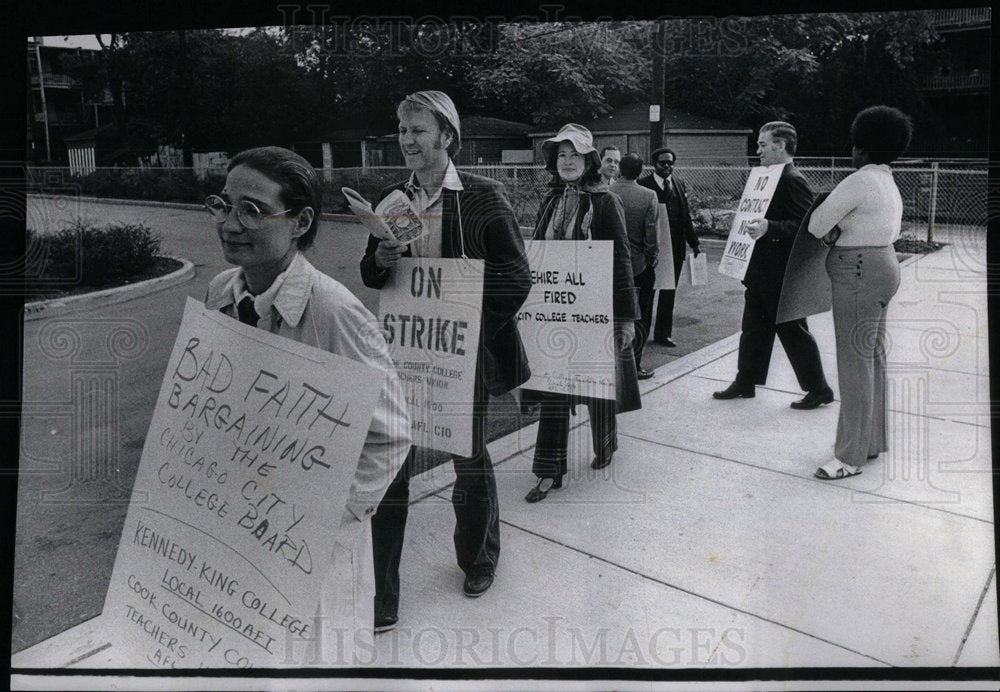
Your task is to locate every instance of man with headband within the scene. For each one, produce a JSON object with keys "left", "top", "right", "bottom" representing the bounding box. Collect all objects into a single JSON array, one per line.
[{"left": 360, "top": 91, "right": 531, "bottom": 631}]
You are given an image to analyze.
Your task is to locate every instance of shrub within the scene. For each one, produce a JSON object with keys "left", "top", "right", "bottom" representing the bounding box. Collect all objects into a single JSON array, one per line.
[
  {"left": 688, "top": 192, "right": 738, "bottom": 237},
  {"left": 28, "top": 220, "right": 163, "bottom": 288}
]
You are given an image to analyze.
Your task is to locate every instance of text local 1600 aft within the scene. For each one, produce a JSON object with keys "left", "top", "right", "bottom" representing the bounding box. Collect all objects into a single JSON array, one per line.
[{"left": 102, "top": 298, "right": 382, "bottom": 669}]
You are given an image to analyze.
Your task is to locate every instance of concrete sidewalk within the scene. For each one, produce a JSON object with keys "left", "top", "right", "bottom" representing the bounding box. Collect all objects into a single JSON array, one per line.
[
  {"left": 13, "top": 228, "right": 995, "bottom": 676},
  {"left": 364, "top": 226, "right": 996, "bottom": 668}
]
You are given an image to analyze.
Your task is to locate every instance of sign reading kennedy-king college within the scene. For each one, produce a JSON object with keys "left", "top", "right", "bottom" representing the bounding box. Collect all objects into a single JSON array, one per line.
[
  {"left": 379, "top": 258, "right": 483, "bottom": 457},
  {"left": 519, "top": 241, "right": 615, "bottom": 400},
  {"left": 718, "top": 163, "right": 786, "bottom": 280},
  {"left": 102, "top": 298, "right": 382, "bottom": 669}
]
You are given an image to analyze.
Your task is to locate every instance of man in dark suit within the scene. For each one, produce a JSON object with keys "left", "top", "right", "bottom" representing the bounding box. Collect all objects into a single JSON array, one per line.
[
  {"left": 712, "top": 121, "right": 833, "bottom": 409},
  {"left": 610, "top": 152, "right": 659, "bottom": 379},
  {"left": 360, "top": 91, "right": 531, "bottom": 630},
  {"left": 638, "top": 147, "right": 700, "bottom": 348}
]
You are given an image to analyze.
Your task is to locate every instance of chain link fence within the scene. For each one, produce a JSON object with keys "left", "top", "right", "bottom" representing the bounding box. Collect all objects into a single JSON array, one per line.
[{"left": 27, "top": 163, "right": 987, "bottom": 241}]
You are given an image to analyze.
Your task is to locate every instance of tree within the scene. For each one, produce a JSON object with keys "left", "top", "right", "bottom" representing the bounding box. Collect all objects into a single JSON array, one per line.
[
  {"left": 63, "top": 29, "right": 324, "bottom": 160},
  {"left": 660, "top": 12, "right": 944, "bottom": 154},
  {"left": 466, "top": 22, "right": 651, "bottom": 126}
]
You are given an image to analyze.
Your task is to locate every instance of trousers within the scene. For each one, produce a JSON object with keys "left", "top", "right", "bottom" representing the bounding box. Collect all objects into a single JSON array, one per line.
[
  {"left": 735, "top": 280, "right": 829, "bottom": 393},
  {"left": 532, "top": 393, "right": 617, "bottom": 479},
  {"left": 827, "top": 245, "right": 899, "bottom": 466},
  {"left": 632, "top": 264, "right": 657, "bottom": 368},
  {"left": 371, "top": 361, "right": 499, "bottom": 621}
]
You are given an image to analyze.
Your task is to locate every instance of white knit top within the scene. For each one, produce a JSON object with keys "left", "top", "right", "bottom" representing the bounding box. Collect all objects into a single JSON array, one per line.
[{"left": 807, "top": 164, "right": 903, "bottom": 246}]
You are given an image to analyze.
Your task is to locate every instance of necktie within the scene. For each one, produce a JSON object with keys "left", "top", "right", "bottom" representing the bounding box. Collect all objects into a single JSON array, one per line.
[{"left": 237, "top": 296, "right": 258, "bottom": 327}]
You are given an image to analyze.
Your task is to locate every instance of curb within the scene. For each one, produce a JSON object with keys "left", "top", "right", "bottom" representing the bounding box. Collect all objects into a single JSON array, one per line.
[
  {"left": 28, "top": 193, "right": 365, "bottom": 223},
  {"left": 29, "top": 192, "right": 205, "bottom": 213},
  {"left": 23, "top": 258, "right": 196, "bottom": 322}
]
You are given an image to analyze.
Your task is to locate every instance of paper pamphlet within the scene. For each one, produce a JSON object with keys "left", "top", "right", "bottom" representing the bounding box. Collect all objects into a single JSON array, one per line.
[{"left": 342, "top": 187, "right": 427, "bottom": 244}]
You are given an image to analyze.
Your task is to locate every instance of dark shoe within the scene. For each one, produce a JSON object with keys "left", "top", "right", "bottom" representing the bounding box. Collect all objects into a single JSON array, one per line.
[
  {"left": 463, "top": 573, "right": 494, "bottom": 598},
  {"left": 790, "top": 387, "right": 834, "bottom": 410},
  {"left": 590, "top": 452, "right": 614, "bottom": 470},
  {"left": 713, "top": 382, "right": 755, "bottom": 399},
  {"left": 636, "top": 368, "right": 654, "bottom": 380},
  {"left": 525, "top": 476, "right": 562, "bottom": 503},
  {"left": 374, "top": 614, "right": 398, "bottom": 633},
  {"left": 655, "top": 337, "right": 677, "bottom": 347}
]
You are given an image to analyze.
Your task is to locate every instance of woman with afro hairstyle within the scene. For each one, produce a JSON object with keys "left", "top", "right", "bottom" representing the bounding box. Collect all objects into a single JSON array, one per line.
[{"left": 806, "top": 105, "right": 914, "bottom": 480}]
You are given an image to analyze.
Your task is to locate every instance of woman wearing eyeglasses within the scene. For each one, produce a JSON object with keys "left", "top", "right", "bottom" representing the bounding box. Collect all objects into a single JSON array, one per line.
[
  {"left": 522, "top": 124, "right": 641, "bottom": 503},
  {"left": 203, "top": 146, "right": 411, "bottom": 658}
]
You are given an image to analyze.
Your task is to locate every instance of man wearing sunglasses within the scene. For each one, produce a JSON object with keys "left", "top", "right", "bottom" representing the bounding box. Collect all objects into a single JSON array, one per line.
[
  {"left": 638, "top": 148, "right": 700, "bottom": 348},
  {"left": 203, "top": 146, "right": 411, "bottom": 659}
]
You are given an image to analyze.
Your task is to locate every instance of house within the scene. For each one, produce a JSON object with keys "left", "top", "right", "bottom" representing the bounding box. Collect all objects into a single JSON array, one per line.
[
  {"left": 64, "top": 123, "right": 123, "bottom": 175},
  {"left": 919, "top": 8, "right": 990, "bottom": 155},
  {"left": 528, "top": 102, "right": 753, "bottom": 166},
  {"left": 367, "top": 115, "right": 533, "bottom": 166},
  {"left": 28, "top": 37, "right": 113, "bottom": 164},
  {"left": 298, "top": 115, "right": 533, "bottom": 169}
]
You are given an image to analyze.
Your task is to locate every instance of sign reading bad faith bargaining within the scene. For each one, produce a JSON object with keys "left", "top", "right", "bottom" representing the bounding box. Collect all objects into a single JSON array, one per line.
[
  {"left": 379, "top": 258, "right": 483, "bottom": 457},
  {"left": 519, "top": 241, "right": 615, "bottom": 400},
  {"left": 102, "top": 298, "right": 382, "bottom": 669},
  {"left": 718, "top": 163, "right": 786, "bottom": 280}
]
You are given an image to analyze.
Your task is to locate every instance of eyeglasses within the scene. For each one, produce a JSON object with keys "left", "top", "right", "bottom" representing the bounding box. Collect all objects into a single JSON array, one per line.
[
  {"left": 205, "top": 195, "right": 292, "bottom": 230},
  {"left": 654, "top": 159, "right": 674, "bottom": 168}
]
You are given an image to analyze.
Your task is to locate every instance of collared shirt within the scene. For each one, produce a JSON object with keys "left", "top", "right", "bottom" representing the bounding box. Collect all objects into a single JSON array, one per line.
[
  {"left": 405, "top": 160, "right": 464, "bottom": 258},
  {"left": 653, "top": 171, "right": 668, "bottom": 191},
  {"left": 232, "top": 264, "right": 291, "bottom": 321}
]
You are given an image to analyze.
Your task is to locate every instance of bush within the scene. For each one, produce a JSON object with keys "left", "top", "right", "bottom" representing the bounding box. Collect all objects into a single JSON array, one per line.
[
  {"left": 33, "top": 168, "right": 228, "bottom": 206},
  {"left": 688, "top": 192, "right": 738, "bottom": 237},
  {"left": 28, "top": 220, "right": 163, "bottom": 288}
]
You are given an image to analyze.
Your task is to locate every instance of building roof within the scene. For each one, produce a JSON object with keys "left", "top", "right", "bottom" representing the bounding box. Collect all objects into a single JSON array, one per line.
[
  {"left": 529, "top": 102, "right": 751, "bottom": 137},
  {"left": 370, "top": 115, "right": 532, "bottom": 142},
  {"left": 64, "top": 123, "right": 119, "bottom": 145}
]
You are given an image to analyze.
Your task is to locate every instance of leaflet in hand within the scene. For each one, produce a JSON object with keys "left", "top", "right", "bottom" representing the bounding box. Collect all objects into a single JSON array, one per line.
[{"left": 342, "top": 187, "right": 426, "bottom": 244}]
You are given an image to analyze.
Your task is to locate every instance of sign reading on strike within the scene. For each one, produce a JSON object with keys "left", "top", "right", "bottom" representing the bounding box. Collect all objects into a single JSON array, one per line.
[
  {"left": 518, "top": 241, "right": 615, "bottom": 400},
  {"left": 718, "top": 163, "right": 786, "bottom": 280},
  {"left": 102, "top": 298, "right": 382, "bottom": 669},
  {"left": 378, "top": 258, "right": 483, "bottom": 457}
]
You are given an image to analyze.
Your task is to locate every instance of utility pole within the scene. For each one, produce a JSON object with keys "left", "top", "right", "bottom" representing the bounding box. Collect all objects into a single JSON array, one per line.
[
  {"left": 649, "top": 21, "right": 666, "bottom": 153},
  {"left": 33, "top": 37, "right": 52, "bottom": 161}
]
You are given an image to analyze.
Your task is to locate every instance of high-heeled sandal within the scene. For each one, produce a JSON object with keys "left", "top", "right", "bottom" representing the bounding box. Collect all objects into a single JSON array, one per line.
[{"left": 525, "top": 476, "right": 562, "bottom": 503}]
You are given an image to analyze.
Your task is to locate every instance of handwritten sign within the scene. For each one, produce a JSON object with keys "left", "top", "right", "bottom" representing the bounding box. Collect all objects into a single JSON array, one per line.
[
  {"left": 518, "top": 241, "right": 615, "bottom": 400},
  {"left": 651, "top": 203, "right": 676, "bottom": 291},
  {"left": 718, "top": 163, "right": 786, "bottom": 280},
  {"left": 102, "top": 298, "right": 382, "bottom": 669},
  {"left": 378, "top": 258, "right": 483, "bottom": 457}
]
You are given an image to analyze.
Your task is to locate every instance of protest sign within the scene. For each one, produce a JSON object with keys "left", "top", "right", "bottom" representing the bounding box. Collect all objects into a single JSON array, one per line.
[
  {"left": 718, "top": 163, "right": 786, "bottom": 280},
  {"left": 776, "top": 191, "right": 834, "bottom": 323},
  {"left": 651, "top": 203, "right": 676, "bottom": 291},
  {"left": 378, "top": 258, "right": 483, "bottom": 457},
  {"left": 102, "top": 298, "right": 382, "bottom": 669},
  {"left": 518, "top": 241, "right": 615, "bottom": 400}
]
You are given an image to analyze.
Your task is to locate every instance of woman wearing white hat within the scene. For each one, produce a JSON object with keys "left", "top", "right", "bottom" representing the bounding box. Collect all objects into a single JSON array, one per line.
[{"left": 523, "top": 124, "right": 641, "bottom": 503}]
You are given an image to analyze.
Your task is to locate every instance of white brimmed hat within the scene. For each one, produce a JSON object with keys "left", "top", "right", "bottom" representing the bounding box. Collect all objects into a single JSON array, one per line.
[{"left": 542, "top": 123, "right": 601, "bottom": 172}]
